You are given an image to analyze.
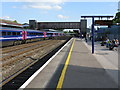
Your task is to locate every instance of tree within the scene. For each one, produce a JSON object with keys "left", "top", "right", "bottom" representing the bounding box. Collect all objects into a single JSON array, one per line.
[
  {"left": 13, "top": 20, "right": 18, "bottom": 23},
  {"left": 113, "top": 12, "right": 120, "bottom": 23},
  {"left": 63, "top": 31, "right": 68, "bottom": 34}
]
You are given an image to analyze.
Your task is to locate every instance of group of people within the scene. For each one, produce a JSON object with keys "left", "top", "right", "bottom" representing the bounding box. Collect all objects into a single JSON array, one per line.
[{"left": 106, "top": 38, "right": 119, "bottom": 50}]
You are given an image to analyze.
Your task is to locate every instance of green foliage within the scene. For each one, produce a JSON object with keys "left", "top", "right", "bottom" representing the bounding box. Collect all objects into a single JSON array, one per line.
[
  {"left": 13, "top": 20, "right": 18, "bottom": 23},
  {"left": 63, "top": 31, "right": 68, "bottom": 33},
  {"left": 113, "top": 12, "right": 120, "bottom": 23},
  {"left": 69, "top": 31, "right": 74, "bottom": 33}
]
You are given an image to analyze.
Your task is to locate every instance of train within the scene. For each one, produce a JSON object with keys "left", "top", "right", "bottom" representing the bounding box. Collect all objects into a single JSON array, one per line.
[{"left": 0, "top": 26, "right": 65, "bottom": 47}]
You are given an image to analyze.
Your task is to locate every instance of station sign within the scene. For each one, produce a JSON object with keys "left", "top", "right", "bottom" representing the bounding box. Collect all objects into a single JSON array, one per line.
[{"left": 95, "top": 20, "right": 113, "bottom": 26}]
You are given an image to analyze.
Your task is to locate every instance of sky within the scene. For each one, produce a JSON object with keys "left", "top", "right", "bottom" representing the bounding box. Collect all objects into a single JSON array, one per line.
[{"left": 0, "top": 0, "right": 119, "bottom": 28}]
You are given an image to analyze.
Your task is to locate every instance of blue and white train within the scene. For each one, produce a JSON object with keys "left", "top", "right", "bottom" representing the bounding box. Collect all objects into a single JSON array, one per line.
[{"left": 0, "top": 27, "right": 65, "bottom": 47}]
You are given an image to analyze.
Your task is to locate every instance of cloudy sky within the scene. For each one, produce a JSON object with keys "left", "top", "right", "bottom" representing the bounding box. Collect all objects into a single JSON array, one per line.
[{"left": 0, "top": 0, "right": 119, "bottom": 27}]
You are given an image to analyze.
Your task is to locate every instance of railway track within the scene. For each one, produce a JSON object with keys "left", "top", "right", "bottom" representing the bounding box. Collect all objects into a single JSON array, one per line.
[
  {"left": 1, "top": 39, "right": 68, "bottom": 88},
  {"left": 2, "top": 40, "right": 50, "bottom": 54},
  {"left": 1, "top": 40, "right": 53, "bottom": 61},
  {"left": 2, "top": 40, "right": 59, "bottom": 67}
]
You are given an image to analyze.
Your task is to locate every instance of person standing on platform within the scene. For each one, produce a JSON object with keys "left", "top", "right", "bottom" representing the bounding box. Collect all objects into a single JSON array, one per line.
[{"left": 106, "top": 38, "right": 110, "bottom": 48}]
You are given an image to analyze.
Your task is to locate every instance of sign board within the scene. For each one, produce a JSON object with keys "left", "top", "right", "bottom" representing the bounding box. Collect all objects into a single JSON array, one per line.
[{"left": 95, "top": 20, "right": 113, "bottom": 26}]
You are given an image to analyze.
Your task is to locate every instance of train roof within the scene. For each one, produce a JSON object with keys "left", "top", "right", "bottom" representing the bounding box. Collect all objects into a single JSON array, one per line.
[
  {"left": 0, "top": 27, "right": 23, "bottom": 31},
  {"left": 0, "top": 27, "right": 64, "bottom": 33}
]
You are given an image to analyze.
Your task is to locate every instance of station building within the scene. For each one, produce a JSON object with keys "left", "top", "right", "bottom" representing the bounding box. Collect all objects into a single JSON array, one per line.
[{"left": 95, "top": 25, "right": 120, "bottom": 41}]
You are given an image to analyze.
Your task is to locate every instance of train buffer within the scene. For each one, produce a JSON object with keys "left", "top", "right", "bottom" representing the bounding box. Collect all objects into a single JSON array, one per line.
[{"left": 20, "top": 38, "right": 118, "bottom": 89}]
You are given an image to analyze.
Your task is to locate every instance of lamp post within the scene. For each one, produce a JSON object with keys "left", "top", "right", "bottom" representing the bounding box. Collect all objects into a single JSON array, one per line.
[{"left": 91, "top": 16, "right": 95, "bottom": 54}]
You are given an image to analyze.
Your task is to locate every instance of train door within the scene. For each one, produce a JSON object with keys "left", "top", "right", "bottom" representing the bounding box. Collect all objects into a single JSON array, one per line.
[
  {"left": 22, "top": 31, "right": 27, "bottom": 40},
  {"left": 43, "top": 32, "right": 46, "bottom": 37},
  {"left": 53, "top": 33, "right": 55, "bottom": 36},
  {"left": 58, "top": 33, "right": 60, "bottom": 36}
]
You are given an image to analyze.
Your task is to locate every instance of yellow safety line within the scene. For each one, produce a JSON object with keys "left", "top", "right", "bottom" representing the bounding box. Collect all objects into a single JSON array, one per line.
[{"left": 56, "top": 38, "right": 75, "bottom": 89}]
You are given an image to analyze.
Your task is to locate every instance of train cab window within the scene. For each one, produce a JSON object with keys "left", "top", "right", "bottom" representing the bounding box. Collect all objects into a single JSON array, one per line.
[
  {"left": 12, "top": 32, "right": 17, "bottom": 35},
  {"left": 8, "top": 32, "right": 12, "bottom": 35},
  {"left": 17, "top": 32, "right": 20, "bottom": 35},
  {"left": 2, "top": 32, "right": 6, "bottom": 36}
]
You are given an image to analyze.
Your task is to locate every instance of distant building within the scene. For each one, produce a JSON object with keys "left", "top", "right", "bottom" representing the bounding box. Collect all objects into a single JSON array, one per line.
[
  {"left": 80, "top": 19, "right": 87, "bottom": 34},
  {"left": 96, "top": 25, "right": 120, "bottom": 41},
  {"left": 29, "top": 20, "right": 87, "bottom": 34},
  {"left": 38, "top": 22, "right": 81, "bottom": 29},
  {"left": 29, "top": 20, "right": 38, "bottom": 30}
]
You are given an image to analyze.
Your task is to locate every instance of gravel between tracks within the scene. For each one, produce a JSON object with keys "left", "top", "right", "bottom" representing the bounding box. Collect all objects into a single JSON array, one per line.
[{"left": 2, "top": 40, "right": 66, "bottom": 81}]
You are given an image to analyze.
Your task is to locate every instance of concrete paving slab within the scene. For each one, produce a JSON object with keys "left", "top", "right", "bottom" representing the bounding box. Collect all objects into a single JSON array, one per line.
[
  {"left": 62, "top": 38, "right": 118, "bottom": 88},
  {"left": 83, "top": 40, "right": 119, "bottom": 85}
]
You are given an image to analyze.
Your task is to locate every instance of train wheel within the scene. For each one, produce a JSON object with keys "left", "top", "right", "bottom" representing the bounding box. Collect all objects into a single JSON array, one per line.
[
  {"left": 19, "top": 41, "right": 22, "bottom": 45},
  {"left": 18, "top": 40, "right": 22, "bottom": 45},
  {"left": 16, "top": 41, "right": 19, "bottom": 45},
  {"left": 13, "top": 41, "right": 17, "bottom": 45}
]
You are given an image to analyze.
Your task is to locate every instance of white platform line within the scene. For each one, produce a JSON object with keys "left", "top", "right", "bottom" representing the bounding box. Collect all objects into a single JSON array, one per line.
[{"left": 19, "top": 38, "right": 73, "bottom": 89}]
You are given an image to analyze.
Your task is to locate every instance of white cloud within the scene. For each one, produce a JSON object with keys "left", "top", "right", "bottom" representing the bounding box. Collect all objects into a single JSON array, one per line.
[
  {"left": 1, "top": 16, "right": 10, "bottom": 19},
  {"left": 12, "top": 6, "right": 17, "bottom": 8},
  {"left": 53, "top": 5, "right": 62, "bottom": 10},
  {"left": 1, "top": 0, "right": 66, "bottom": 3},
  {"left": 1, "top": 0, "right": 119, "bottom": 2},
  {"left": 29, "top": 5, "right": 52, "bottom": 10},
  {"left": 22, "top": 2, "right": 62, "bottom": 10},
  {"left": 57, "top": 14, "right": 69, "bottom": 19},
  {"left": 22, "top": 5, "right": 28, "bottom": 9}
]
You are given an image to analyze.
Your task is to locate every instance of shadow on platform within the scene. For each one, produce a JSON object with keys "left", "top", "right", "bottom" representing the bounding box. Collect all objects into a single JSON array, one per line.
[{"left": 45, "top": 64, "right": 119, "bottom": 89}]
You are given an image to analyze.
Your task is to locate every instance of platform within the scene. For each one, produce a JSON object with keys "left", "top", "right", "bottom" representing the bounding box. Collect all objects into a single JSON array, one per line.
[{"left": 20, "top": 38, "right": 118, "bottom": 89}]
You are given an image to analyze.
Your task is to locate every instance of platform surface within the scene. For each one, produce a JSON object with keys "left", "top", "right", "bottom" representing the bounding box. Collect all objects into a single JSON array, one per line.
[{"left": 23, "top": 38, "right": 118, "bottom": 89}]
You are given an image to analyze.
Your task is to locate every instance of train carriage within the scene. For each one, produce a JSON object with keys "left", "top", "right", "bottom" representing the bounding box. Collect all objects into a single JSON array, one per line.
[
  {"left": 25, "top": 30, "right": 44, "bottom": 42},
  {"left": 0, "top": 26, "right": 65, "bottom": 47},
  {"left": 0, "top": 27, "right": 23, "bottom": 46}
]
